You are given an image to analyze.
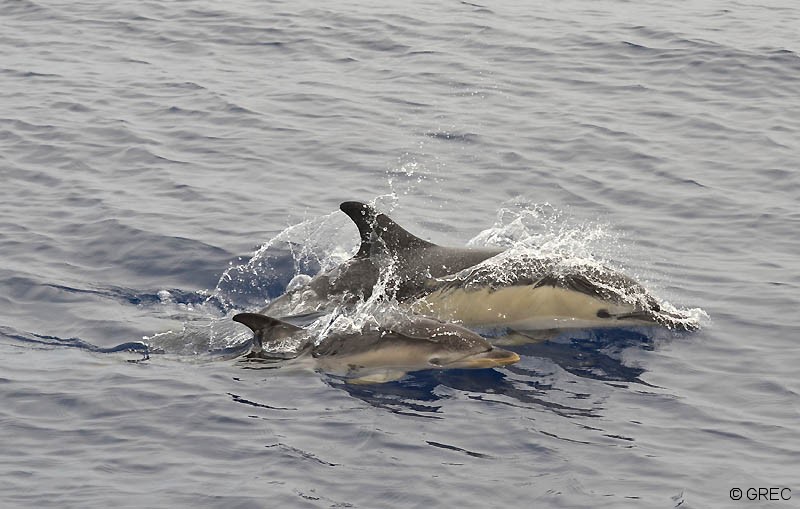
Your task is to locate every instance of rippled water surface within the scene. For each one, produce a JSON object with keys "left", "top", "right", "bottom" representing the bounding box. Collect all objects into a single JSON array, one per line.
[{"left": 2, "top": 1, "right": 799, "bottom": 507}]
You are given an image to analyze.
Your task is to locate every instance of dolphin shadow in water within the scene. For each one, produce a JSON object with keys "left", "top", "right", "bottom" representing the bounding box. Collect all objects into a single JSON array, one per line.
[
  {"left": 506, "top": 328, "right": 656, "bottom": 383},
  {"left": 328, "top": 327, "right": 665, "bottom": 416},
  {"left": 331, "top": 367, "right": 602, "bottom": 419}
]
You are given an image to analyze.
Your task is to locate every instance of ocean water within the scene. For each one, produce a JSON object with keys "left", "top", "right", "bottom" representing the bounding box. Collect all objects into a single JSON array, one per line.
[{"left": 1, "top": 0, "right": 799, "bottom": 507}]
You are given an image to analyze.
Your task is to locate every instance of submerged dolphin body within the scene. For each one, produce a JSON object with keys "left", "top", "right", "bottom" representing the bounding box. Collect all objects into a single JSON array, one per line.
[
  {"left": 232, "top": 312, "right": 520, "bottom": 383},
  {"left": 264, "top": 201, "right": 698, "bottom": 332}
]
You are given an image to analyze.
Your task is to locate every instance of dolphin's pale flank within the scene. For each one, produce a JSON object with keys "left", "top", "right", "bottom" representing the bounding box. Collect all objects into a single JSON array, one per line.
[
  {"left": 232, "top": 312, "right": 520, "bottom": 383},
  {"left": 413, "top": 254, "right": 696, "bottom": 331}
]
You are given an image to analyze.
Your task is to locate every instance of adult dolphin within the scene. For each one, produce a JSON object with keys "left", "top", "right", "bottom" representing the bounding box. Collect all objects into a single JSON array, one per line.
[
  {"left": 263, "top": 201, "right": 698, "bottom": 332},
  {"left": 232, "top": 312, "right": 520, "bottom": 383}
]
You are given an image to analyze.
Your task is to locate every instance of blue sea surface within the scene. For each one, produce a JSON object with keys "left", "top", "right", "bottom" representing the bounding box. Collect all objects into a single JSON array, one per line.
[{"left": 1, "top": 0, "right": 799, "bottom": 507}]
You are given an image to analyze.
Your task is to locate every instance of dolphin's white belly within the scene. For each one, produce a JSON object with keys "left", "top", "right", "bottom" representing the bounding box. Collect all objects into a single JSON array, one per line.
[{"left": 412, "top": 285, "right": 645, "bottom": 330}]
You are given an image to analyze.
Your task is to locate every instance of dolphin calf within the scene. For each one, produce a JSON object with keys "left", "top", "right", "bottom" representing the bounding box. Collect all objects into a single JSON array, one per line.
[
  {"left": 232, "top": 312, "right": 520, "bottom": 383},
  {"left": 263, "top": 201, "right": 698, "bottom": 332}
]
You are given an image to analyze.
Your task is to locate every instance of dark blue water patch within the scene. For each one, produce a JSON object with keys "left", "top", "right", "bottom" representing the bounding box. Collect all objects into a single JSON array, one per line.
[
  {"left": 0, "top": 327, "right": 149, "bottom": 361},
  {"left": 508, "top": 329, "right": 659, "bottom": 383},
  {"left": 441, "top": 367, "right": 601, "bottom": 418},
  {"left": 213, "top": 241, "right": 322, "bottom": 311},
  {"left": 327, "top": 376, "right": 444, "bottom": 418},
  {"left": 40, "top": 283, "right": 208, "bottom": 307},
  {"left": 61, "top": 218, "right": 235, "bottom": 289},
  {"left": 327, "top": 366, "right": 597, "bottom": 419}
]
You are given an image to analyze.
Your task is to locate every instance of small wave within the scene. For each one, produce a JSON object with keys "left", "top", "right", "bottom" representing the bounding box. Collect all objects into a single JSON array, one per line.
[
  {"left": 42, "top": 283, "right": 209, "bottom": 308},
  {"left": 0, "top": 67, "right": 62, "bottom": 79},
  {"left": 424, "top": 131, "right": 480, "bottom": 143},
  {"left": 1, "top": 326, "right": 149, "bottom": 361}
]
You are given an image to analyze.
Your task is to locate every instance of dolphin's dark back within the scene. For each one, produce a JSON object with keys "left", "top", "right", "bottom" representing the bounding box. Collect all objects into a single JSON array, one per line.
[{"left": 338, "top": 201, "right": 502, "bottom": 299}]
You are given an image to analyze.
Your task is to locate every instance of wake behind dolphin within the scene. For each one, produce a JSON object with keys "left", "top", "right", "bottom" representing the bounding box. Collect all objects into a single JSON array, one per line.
[{"left": 262, "top": 201, "right": 701, "bottom": 332}]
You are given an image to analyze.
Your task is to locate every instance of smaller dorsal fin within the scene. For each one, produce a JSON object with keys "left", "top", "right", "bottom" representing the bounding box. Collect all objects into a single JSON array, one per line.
[
  {"left": 233, "top": 313, "right": 302, "bottom": 352},
  {"left": 233, "top": 313, "right": 302, "bottom": 334},
  {"left": 339, "top": 201, "right": 435, "bottom": 258}
]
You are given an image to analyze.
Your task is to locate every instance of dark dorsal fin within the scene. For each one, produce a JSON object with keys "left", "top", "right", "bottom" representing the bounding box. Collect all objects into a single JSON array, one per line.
[
  {"left": 233, "top": 312, "right": 302, "bottom": 333},
  {"left": 339, "top": 201, "right": 435, "bottom": 258},
  {"left": 232, "top": 313, "right": 302, "bottom": 352},
  {"left": 339, "top": 201, "right": 377, "bottom": 258}
]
